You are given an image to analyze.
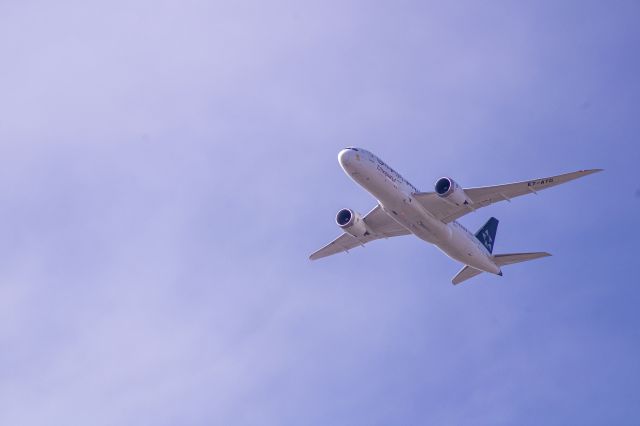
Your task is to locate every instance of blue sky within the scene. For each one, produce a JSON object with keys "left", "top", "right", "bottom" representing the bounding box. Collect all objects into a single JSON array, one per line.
[{"left": 0, "top": 0, "right": 639, "bottom": 425}]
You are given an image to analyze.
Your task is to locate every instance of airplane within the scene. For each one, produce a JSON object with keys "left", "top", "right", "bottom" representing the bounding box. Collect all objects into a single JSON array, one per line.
[{"left": 309, "top": 147, "right": 602, "bottom": 284}]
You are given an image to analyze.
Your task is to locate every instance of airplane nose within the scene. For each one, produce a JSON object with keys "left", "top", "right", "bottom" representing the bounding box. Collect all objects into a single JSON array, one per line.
[{"left": 338, "top": 148, "right": 352, "bottom": 167}]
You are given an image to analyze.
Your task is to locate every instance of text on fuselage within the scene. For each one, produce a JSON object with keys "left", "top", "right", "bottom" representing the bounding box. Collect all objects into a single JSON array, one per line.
[{"left": 376, "top": 158, "right": 418, "bottom": 192}]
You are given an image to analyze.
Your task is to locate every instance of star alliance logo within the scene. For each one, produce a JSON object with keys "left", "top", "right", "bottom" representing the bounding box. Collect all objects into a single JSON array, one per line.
[{"left": 482, "top": 229, "right": 493, "bottom": 249}]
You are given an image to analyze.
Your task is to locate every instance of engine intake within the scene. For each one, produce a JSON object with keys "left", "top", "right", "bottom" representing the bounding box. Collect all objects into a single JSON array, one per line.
[
  {"left": 434, "top": 177, "right": 473, "bottom": 207},
  {"left": 435, "top": 177, "right": 453, "bottom": 195},
  {"left": 336, "top": 208, "right": 370, "bottom": 238}
]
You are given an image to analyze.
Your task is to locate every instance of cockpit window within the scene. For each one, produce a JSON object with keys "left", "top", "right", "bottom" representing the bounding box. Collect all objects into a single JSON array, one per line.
[{"left": 345, "top": 147, "right": 359, "bottom": 151}]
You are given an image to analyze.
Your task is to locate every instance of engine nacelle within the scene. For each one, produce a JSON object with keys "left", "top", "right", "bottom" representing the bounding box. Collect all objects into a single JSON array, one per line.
[
  {"left": 434, "top": 177, "right": 473, "bottom": 207},
  {"left": 336, "top": 208, "right": 370, "bottom": 238}
]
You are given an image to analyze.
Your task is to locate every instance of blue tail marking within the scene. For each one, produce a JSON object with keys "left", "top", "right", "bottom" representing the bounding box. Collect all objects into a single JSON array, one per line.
[{"left": 475, "top": 217, "right": 499, "bottom": 254}]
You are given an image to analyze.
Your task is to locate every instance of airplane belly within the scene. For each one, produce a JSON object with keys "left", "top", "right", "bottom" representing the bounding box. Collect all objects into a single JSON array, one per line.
[
  {"left": 378, "top": 197, "right": 448, "bottom": 245},
  {"left": 348, "top": 159, "right": 455, "bottom": 246},
  {"left": 368, "top": 175, "right": 400, "bottom": 203}
]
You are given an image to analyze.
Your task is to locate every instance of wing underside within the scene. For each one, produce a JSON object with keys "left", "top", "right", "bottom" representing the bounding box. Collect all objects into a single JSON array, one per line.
[
  {"left": 309, "top": 205, "right": 410, "bottom": 260},
  {"left": 413, "top": 169, "right": 602, "bottom": 223}
]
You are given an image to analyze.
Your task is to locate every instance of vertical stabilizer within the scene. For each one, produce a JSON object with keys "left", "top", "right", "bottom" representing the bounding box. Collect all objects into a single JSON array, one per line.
[{"left": 475, "top": 217, "right": 499, "bottom": 254}]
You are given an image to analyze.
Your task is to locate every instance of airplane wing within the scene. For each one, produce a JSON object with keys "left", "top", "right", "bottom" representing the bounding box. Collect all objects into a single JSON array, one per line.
[
  {"left": 309, "top": 205, "right": 410, "bottom": 260},
  {"left": 413, "top": 169, "right": 602, "bottom": 223}
]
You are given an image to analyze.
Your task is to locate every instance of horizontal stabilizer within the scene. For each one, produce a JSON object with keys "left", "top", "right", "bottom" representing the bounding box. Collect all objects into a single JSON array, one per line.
[
  {"left": 493, "top": 252, "right": 551, "bottom": 266},
  {"left": 452, "top": 252, "right": 551, "bottom": 285},
  {"left": 452, "top": 265, "right": 483, "bottom": 285}
]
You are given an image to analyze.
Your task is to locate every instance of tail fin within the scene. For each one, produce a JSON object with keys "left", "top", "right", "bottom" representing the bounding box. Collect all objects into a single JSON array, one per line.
[
  {"left": 493, "top": 252, "right": 551, "bottom": 266},
  {"left": 475, "top": 217, "right": 499, "bottom": 254}
]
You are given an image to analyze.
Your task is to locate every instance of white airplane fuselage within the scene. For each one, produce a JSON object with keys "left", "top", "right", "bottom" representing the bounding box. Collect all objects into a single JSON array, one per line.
[{"left": 338, "top": 148, "right": 502, "bottom": 275}]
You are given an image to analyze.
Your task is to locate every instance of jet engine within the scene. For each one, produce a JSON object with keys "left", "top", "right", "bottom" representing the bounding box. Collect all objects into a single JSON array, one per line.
[
  {"left": 434, "top": 177, "right": 473, "bottom": 207},
  {"left": 336, "top": 208, "right": 370, "bottom": 238}
]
